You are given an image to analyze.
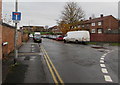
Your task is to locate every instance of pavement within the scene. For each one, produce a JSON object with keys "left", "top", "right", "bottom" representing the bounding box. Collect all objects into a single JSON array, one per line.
[{"left": 2, "top": 38, "right": 48, "bottom": 84}]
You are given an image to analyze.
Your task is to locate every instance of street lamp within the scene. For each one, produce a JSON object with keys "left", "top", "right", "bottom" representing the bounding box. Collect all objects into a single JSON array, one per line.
[{"left": 14, "top": 0, "right": 18, "bottom": 64}]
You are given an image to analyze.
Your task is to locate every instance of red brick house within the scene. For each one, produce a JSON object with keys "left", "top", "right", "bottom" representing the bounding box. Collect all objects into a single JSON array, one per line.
[
  {"left": 74, "top": 14, "right": 120, "bottom": 42},
  {"left": 77, "top": 14, "right": 119, "bottom": 34},
  {"left": 84, "top": 14, "right": 119, "bottom": 42}
]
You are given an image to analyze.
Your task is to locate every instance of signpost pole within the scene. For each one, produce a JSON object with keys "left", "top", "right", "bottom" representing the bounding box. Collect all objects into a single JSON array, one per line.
[{"left": 14, "top": 0, "right": 18, "bottom": 64}]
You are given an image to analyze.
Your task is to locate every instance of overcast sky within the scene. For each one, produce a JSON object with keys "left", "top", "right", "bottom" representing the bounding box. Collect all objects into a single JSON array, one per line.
[{"left": 2, "top": 0, "right": 119, "bottom": 28}]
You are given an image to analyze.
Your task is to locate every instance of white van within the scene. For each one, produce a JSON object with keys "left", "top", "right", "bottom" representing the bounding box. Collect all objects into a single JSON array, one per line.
[{"left": 63, "top": 31, "right": 90, "bottom": 43}]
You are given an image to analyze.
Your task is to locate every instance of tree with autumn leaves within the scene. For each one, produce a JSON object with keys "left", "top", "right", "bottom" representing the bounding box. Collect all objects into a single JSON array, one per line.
[{"left": 57, "top": 2, "right": 85, "bottom": 34}]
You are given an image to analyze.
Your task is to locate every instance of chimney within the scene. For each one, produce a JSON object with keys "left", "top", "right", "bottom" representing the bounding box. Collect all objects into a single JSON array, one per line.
[
  {"left": 89, "top": 17, "right": 92, "bottom": 20},
  {"left": 100, "top": 14, "right": 103, "bottom": 17}
]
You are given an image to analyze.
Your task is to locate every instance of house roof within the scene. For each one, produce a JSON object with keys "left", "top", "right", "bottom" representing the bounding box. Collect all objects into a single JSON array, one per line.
[
  {"left": 49, "top": 25, "right": 58, "bottom": 29},
  {"left": 84, "top": 15, "right": 118, "bottom": 24}
]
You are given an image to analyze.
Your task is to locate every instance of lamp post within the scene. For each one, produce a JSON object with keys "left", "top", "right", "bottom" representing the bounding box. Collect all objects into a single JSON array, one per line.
[{"left": 14, "top": 0, "right": 18, "bottom": 64}]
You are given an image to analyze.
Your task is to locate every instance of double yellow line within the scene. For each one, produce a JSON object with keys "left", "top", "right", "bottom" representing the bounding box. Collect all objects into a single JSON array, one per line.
[{"left": 41, "top": 46, "right": 64, "bottom": 85}]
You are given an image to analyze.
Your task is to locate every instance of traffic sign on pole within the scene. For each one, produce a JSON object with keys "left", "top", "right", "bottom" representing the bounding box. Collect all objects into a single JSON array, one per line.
[{"left": 12, "top": 12, "right": 21, "bottom": 22}]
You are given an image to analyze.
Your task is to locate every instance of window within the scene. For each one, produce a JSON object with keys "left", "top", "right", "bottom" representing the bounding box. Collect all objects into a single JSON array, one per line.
[
  {"left": 98, "top": 28, "right": 102, "bottom": 33},
  {"left": 91, "top": 29, "right": 96, "bottom": 33},
  {"left": 98, "top": 22, "right": 102, "bottom": 26},
  {"left": 91, "top": 23, "right": 95, "bottom": 26}
]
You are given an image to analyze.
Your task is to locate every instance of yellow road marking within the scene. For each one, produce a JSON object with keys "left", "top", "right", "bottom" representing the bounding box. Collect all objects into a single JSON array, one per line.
[
  {"left": 42, "top": 47, "right": 64, "bottom": 84},
  {"left": 41, "top": 48, "right": 58, "bottom": 85},
  {"left": 43, "top": 53, "right": 59, "bottom": 84},
  {"left": 41, "top": 46, "right": 64, "bottom": 85}
]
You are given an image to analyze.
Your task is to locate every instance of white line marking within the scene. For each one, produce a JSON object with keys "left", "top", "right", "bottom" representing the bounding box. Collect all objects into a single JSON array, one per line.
[
  {"left": 100, "top": 52, "right": 114, "bottom": 82},
  {"left": 100, "top": 60, "right": 104, "bottom": 63},
  {"left": 101, "top": 57, "right": 104, "bottom": 60},
  {"left": 31, "top": 48, "right": 35, "bottom": 52},
  {"left": 103, "top": 54, "right": 107, "bottom": 56},
  {"left": 104, "top": 75, "right": 113, "bottom": 82},
  {"left": 101, "top": 68, "right": 108, "bottom": 73},
  {"left": 101, "top": 55, "right": 105, "bottom": 58},
  {"left": 100, "top": 64, "right": 106, "bottom": 67}
]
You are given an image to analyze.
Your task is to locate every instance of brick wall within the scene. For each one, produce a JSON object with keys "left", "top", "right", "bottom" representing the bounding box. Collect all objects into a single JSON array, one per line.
[
  {"left": 103, "top": 16, "right": 118, "bottom": 30},
  {"left": 90, "top": 33, "right": 120, "bottom": 42},
  {"left": 2, "top": 24, "right": 22, "bottom": 57}
]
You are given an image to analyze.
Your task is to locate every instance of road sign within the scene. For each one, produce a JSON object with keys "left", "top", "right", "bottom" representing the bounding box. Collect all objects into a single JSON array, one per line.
[{"left": 12, "top": 12, "right": 21, "bottom": 21}]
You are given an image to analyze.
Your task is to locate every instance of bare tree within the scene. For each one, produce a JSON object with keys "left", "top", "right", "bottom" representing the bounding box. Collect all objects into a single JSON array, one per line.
[{"left": 59, "top": 2, "right": 85, "bottom": 26}]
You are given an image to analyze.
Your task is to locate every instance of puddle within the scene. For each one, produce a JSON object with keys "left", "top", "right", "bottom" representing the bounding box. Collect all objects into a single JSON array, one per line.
[
  {"left": 91, "top": 46, "right": 108, "bottom": 52},
  {"left": 91, "top": 46, "right": 107, "bottom": 49},
  {"left": 97, "top": 49, "right": 106, "bottom": 52}
]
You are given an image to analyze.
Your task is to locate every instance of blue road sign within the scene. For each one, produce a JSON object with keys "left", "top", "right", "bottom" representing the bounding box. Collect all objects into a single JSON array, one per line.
[{"left": 12, "top": 12, "right": 21, "bottom": 21}]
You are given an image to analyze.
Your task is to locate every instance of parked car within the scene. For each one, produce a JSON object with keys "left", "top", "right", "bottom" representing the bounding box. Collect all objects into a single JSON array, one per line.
[
  {"left": 63, "top": 31, "right": 90, "bottom": 44},
  {"left": 41, "top": 35, "right": 46, "bottom": 38},
  {"left": 47, "top": 35, "right": 57, "bottom": 40},
  {"left": 33, "top": 32, "right": 42, "bottom": 43},
  {"left": 56, "top": 36, "right": 64, "bottom": 41},
  {"left": 48, "top": 35, "right": 53, "bottom": 39},
  {"left": 52, "top": 35, "right": 57, "bottom": 40}
]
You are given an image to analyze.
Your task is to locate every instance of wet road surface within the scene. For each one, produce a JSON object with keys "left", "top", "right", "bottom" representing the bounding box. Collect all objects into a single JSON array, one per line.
[
  {"left": 3, "top": 38, "right": 118, "bottom": 84},
  {"left": 41, "top": 38, "right": 118, "bottom": 83}
]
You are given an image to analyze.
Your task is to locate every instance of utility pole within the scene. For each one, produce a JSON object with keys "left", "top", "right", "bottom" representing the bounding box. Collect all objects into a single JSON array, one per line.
[{"left": 14, "top": 0, "right": 18, "bottom": 64}]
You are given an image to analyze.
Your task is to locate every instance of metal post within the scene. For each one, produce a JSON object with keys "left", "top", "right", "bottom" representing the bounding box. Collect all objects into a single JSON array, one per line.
[{"left": 14, "top": 0, "right": 18, "bottom": 64}]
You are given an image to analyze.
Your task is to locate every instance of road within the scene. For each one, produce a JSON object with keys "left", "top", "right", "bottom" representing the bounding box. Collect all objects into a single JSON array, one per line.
[
  {"left": 3, "top": 38, "right": 118, "bottom": 84},
  {"left": 40, "top": 38, "right": 118, "bottom": 83}
]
